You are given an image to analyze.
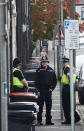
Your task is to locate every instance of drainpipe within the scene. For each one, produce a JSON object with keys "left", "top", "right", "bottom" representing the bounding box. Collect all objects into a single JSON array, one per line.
[{"left": 0, "top": 1, "right": 8, "bottom": 131}]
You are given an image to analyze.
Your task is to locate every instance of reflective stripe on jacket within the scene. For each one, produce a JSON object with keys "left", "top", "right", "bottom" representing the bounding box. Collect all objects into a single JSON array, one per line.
[
  {"left": 61, "top": 65, "right": 76, "bottom": 84},
  {"left": 13, "top": 68, "right": 24, "bottom": 87}
]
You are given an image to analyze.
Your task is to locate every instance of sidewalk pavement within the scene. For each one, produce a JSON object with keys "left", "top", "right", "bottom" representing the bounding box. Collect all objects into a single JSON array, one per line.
[
  {"left": 36, "top": 82, "right": 84, "bottom": 131},
  {"left": 35, "top": 41, "right": 84, "bottom": 131}
]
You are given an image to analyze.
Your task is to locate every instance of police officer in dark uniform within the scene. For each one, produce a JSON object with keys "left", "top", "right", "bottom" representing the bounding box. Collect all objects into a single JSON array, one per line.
[
  {"left": 61, "top": 57, "right": 80, "bottom": 124},
  {"left": 36, "top": 55, "right": 57, "bottom": 125},
  {"left": 12, "top": 57, "right": 29, "bottom": 92}
]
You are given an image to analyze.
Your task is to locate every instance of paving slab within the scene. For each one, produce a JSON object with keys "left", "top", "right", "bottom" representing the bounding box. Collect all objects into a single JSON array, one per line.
[{"left": 35, "top": 41, "right": 84, "bottom": 131}]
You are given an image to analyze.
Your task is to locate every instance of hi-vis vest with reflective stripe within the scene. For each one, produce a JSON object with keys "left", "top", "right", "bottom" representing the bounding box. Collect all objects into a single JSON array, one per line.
[
  {"left": 61, "top": 65, "right": 76, "bottom": 84},
  {"left": 13, "top": 68, "right": 24, "bottom": 87}
]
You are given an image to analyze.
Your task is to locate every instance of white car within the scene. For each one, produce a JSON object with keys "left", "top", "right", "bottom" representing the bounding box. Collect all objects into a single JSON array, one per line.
[{"left": 77, "top": 64, "right": 84, "bottom": 104}]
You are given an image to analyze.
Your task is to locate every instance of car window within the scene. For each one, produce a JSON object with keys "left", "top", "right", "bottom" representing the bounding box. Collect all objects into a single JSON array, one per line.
[
  {"left": 76, "top": 55, "right": 84, "bottom": 70},
  {"left": 82, "top": 69, "right": 84, "bottom": 79}
]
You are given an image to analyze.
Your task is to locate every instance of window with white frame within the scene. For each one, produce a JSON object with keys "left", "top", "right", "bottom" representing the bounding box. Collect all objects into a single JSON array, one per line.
[{"left": 81, "top": 7, "right": 84, "bottom": 20}]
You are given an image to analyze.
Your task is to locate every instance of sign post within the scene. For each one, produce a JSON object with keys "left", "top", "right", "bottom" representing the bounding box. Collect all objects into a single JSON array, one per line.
[
  {"left": 54, "top": 25, "right": 65, "bottom": 120},
  {"left": 64, "top": 20, "right": 79, "bottom": 131},
  {"left": 64, "top": 20, "right": 79, "bottom": 49},
  {"left": 54, "top": 25, "right": 65, "bottom": 46}
]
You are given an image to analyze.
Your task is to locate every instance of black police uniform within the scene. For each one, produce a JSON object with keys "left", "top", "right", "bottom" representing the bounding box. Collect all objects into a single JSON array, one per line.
[{"left": 36, "top": 65, "right": 57, "bottom": 124}]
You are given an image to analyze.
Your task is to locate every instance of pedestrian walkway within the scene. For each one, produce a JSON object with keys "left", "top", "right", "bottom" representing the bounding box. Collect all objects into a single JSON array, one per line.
[
  {"left": 36, "top": 82, "right": 84, "bottom": 131},
  {"left": 35, "top": 41, "right": 84, "bottom": 131}
]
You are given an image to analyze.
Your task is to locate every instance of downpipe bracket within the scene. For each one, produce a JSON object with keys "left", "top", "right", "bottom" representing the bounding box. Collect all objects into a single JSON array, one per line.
[{"left": 0, "top": 2, "right": 7, "bottom": 6}]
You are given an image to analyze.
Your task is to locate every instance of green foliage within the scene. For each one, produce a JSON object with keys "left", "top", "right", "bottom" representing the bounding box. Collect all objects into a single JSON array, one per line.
[
  {"left": 31, "top": 0, "right": 55, "bottom": 41},
  {"left": 32, "top": 41, "right": 37, "bottom": 51},
  {"left": 31, "top": 0, "right": 79, "bottom": 42}
]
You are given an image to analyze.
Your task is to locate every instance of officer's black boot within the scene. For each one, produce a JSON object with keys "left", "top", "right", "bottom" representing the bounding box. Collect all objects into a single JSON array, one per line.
[
  {"left": 75, "top": 111, "right": 81, "bottom": 123},
  {"left": 37, "top": 112, "right": 43, "bottom": 125},
  {"left": 46, "top": 114, "right": 54, "bottom": 125}
]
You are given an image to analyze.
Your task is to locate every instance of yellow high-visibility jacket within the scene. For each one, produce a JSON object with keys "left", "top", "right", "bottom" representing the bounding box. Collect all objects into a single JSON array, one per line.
[
  {"left": 61, "top": 65, "right": 76, "bottom": 84},
  {"left": 13, "top": 68, "right": 24, "bottom": 88}
]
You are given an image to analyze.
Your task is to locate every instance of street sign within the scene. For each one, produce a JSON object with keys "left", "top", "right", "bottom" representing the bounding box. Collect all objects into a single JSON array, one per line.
[
  {"left": 55, "top": 40, "right": 65, "bottom": 46},
  {"left": 54, "top": 27, "right": 64, "bottom": 40},
  {"left": 55, "top": 40, "right": 59, "bottom": 45},
  {"left": 2, "top": 82, "right": 7, "bottom": 98},
  {"left": 64, "top": 20, "right": 79, "bottom": 49}
]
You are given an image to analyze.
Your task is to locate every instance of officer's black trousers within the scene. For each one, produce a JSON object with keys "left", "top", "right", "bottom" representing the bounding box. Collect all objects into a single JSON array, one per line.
[
  {"left": 62, "top": 84, "right": 80, "bottom": 122},
  {"left": 37, "top": 89, "right": 52, "bottom": 123},
  {"left": 62, "top": 84, "right": 71, "bottom": 121}
]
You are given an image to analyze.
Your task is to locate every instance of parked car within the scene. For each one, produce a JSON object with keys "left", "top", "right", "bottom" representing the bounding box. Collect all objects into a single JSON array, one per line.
[
  {"left": 40, "top": 40, "right": 48, "bottom": 53},
  {"left": 76, "top": 55, "right": 84, "bottom": 70},
  {"left": 22, "top": 57, "right": 41, "bottom": 87},
  {"left": 22, "top": 57, "right": 41, "bottom": 70},
  {"left": 77, "top": 64, "right": 84, "bottom": 104}
]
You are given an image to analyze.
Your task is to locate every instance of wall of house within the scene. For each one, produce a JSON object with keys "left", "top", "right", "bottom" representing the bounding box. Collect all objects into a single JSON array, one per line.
[
  {"left": 16, "top": 0, "right": 32, "bottom": 65},
  {"left": 76, "top": 1, "right": 84, "bottom": 24},
  {"left": 12, "top": 0, "right": 17, "bottom": 59},
  {"left": 76, "top": 6, "right": 82, "bottom": 23}
]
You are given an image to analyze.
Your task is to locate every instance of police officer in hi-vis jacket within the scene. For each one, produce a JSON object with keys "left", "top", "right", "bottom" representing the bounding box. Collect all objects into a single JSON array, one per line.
[
  {"left": 12, "top": 57, "right": 29, "bottom": 92},
  {"left": 61, "top": 57, "right": 80, "bottom": 124}
]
